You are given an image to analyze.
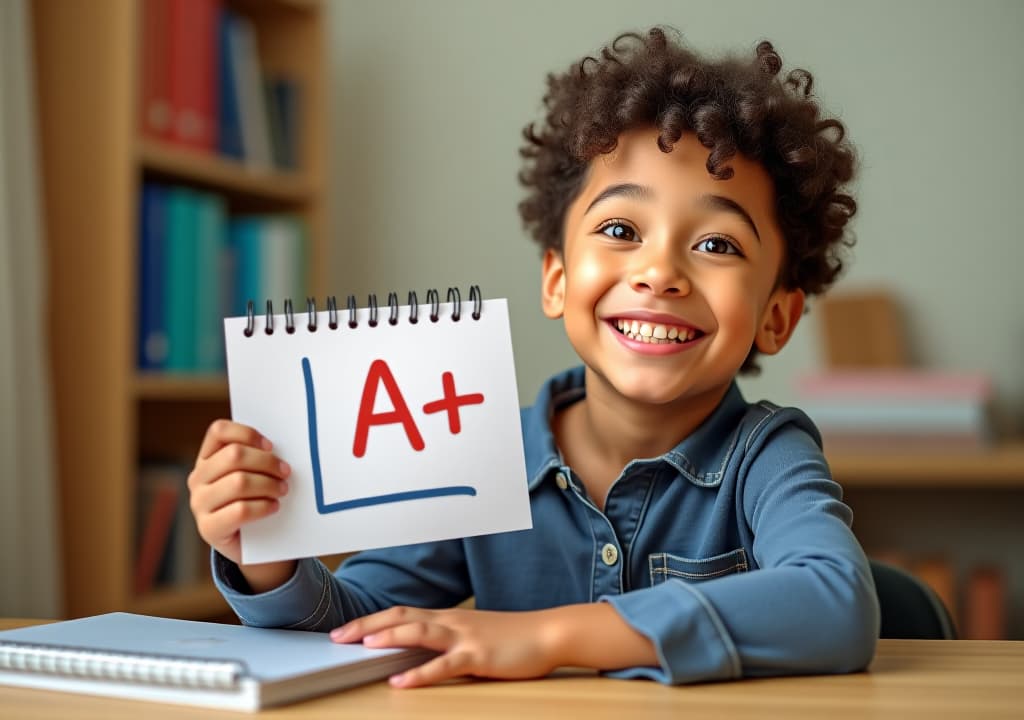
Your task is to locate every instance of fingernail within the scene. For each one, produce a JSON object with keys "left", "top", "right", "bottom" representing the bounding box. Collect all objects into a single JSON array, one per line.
[
  {"left": 261, "top": 437, "right": 273, "bottom": 450},
  {"left": 330, "top": 627, "right": 349, "bottom": 642},
  {"left": 279, "top": 461, "right": 290, "bottom": 476},
  {"left": 278, "top": 481, "right": 288, "bottom": 496},
  {"left": 363, "top": 633, "right": 379, "bottom": 646},
  {"left": 389, "top": 673, "right": 406, "bottom": 687}
]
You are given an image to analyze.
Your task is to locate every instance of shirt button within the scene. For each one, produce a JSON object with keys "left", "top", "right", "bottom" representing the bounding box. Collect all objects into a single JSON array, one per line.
[
  {"left": 601, "top": 543, "right": 619, "bottom": 566},
  {"left": 555, "top": 472, "right": 568, "bottom": 490}
]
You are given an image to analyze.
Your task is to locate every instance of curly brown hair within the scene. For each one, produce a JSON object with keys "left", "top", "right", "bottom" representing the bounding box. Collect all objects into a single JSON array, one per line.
[{"left": 518, "top": 28, "right": 857, "bottom": 370}]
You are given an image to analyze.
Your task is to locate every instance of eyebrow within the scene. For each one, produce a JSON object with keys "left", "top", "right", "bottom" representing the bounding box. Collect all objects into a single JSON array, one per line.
[{"left": 584, "top": 182, "right": 761, "bottom": 243}]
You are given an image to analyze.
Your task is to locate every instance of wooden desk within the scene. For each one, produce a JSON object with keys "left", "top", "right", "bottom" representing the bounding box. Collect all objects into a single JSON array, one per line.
[{"left": 2, "top": 620, "right": 1022, "bottom": 719}]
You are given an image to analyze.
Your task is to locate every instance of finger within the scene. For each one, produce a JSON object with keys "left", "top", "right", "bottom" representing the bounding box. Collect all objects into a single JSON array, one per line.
[
  {"left": 197, "top": 498, "right": 280, "bottom": 546},
  {"left": 330, "top": 606, "right": 431, "bottom": 643},
  {"left": 192, "top": 443, "right": 290, "bottom": 489},
  {"left": 194, "top": 470, "right": 288, "bottom": 514},
  {"left": 390, "top": 651, "right": 473, "bottom": 689},
  {"left": 361, "top": 621, "right": 456, "bottom": 653},
  {"left": 197, "top": 419, "right": 271, "bottom": 462}
]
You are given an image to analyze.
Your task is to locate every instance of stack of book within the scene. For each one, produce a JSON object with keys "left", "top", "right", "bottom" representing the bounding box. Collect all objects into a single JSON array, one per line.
[
  {"left": 133, "top": 462, "right": 202, "bottom": 595},
  {"left": 139, "top": 0, "right": 301, "bottom": 170},
  {"left": 794, "top": 370, "right": 993, "bottom": 452},
  {"left": 137, "top": 181, "right": 308, "bottom": 373}
]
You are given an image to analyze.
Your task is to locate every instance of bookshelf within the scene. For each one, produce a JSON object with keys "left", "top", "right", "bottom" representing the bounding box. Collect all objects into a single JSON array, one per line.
[
  {"left": 31, "top": 0, "right": 328, "bottom": 620},
  {"left": 827, "top": 443, "right": 1024, "bottom": 639}
]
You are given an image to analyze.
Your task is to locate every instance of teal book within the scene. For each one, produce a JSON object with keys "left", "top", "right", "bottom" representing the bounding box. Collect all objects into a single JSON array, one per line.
[
  {"left": 0, "top": 613, "right": 430, "bottom": 711},
  {"left": 194, "top": 192, "right": 228, "bottom": 372},
  {"left": 164, "top": 188, "right": 200, "bottom": 371},
  {"left": 230, "top": 217, "right": 263, "bottom": 317}
]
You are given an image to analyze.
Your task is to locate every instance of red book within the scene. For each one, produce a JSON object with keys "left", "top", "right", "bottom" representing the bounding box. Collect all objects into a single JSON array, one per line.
[
  {"left": 167, "top": 0, "right": 220, "bottom": 151},
  {"left": 139, "top": 0, "right": 171, "bottom": 139},
  {"left": 964, "top": 566, "right": 1007, "bottom": 640},
  {"left": 133, "top": 478, "right": 180, "bottom": 595}
]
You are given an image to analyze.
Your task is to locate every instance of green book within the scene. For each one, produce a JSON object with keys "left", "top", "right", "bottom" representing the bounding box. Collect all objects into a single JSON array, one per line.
[{"left": 164, "top": 188, "right": 199, "bottom": 371}]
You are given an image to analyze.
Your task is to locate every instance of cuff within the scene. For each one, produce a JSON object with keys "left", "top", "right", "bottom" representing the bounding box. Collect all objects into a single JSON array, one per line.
[
  {"left": 601, "top": 579, "right": 741, "bottom": 684},
  {"left": 211, "top": 551, "right": 336, "bottom": 630}
]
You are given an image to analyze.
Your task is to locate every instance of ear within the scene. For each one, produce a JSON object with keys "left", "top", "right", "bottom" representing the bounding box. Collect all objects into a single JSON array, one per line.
[
  {"left": 754, "top": 287, "right": 805, "bottom": 355},
  {"left": 540, "top": 248, "right": 566, "bottom": 319}
]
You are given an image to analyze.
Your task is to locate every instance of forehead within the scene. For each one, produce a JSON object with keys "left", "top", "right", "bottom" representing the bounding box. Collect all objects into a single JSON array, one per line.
[{"left": 579, "top": 127, "right": 778, "bottom": 219}]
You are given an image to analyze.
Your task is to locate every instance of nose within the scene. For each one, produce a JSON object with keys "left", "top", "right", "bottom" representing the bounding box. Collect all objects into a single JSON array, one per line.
[{"left": 628, "top": 242, "right": 690, "bottom": 296}]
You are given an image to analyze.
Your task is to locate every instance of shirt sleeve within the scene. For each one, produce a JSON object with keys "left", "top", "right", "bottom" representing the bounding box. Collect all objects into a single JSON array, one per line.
[
  {"left": 211, "top": 538, "right": 471, "bottom": 632},
  {"left": 601, "top": 412, "right": 880, "bottom": 684}
]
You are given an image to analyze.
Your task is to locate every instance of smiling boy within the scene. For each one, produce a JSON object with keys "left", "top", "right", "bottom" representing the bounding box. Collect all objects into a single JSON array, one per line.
[{"left": 189, "top": 27, "right": 879, "bottom": 687}]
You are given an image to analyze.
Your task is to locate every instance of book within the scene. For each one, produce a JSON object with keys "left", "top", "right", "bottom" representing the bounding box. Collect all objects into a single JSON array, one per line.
[
  {"left": 139, "top": 0, "right": 172, "bottom": 140},
  {"left": 0, "top": 613, "right": 431, "bottom": 711},
  {"left": 166, "top": 0, "right": 219, "bottom": 151},
  {"left": 164, "top": 187, "right": 200, "bottom": 371},
  {"left": 216, "top": 7, "right": 245, "bottom": 160},
  {"left": 963, "top": 565, "right": 1007, "bottom": 640},
  {"left": 194, "top": 192, "right": 228, "bottom": 371},
  {"left": 137, "top": 182, "right": 169, "bottom": 370},
  {"left": 133, "top": 465, "right": 182, "bottom": 595},
  {"left": 224, "top": 288, "right": 531, "bottom": 564}
]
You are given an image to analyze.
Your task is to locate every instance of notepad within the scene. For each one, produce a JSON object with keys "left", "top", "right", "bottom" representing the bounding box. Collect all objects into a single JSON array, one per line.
[
  {"left": 224, "top": 287, "right": 532, "bottom": 564},
  {"left": 0, "top": 613, "right": 432, "bottom": 711}
]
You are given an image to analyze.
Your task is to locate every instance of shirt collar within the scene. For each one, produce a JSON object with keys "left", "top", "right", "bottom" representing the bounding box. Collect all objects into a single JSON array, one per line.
[{"left": 522, "top": 366, "right": 749, "bottom": 490}]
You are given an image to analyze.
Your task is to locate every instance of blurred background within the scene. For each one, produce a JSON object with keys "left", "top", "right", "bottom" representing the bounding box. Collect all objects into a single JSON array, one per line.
[{"left": 1, "top": 0, "right": 1021, "bottom": 641}]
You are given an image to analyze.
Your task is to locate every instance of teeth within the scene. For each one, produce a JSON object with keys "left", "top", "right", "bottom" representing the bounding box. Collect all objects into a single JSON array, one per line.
[{"left": 614, "top": 319, "right": 696, "bottom": 344}]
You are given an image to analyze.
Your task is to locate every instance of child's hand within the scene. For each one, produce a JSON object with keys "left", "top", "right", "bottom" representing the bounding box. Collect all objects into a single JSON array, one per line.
[
  {"left": 188, "top": 420, "right": 295, "bottom": 590},
  {"left": 329, "top": 607, "right": 562, "bottom": 687}
]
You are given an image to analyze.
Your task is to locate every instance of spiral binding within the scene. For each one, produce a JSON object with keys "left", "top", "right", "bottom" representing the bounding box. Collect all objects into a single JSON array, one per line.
[
  {"left": 0, "top": 643, "right": 242, "bottom": 690},
  {"left": 243, "top": 285, "right": 483, "bottom": 337}
]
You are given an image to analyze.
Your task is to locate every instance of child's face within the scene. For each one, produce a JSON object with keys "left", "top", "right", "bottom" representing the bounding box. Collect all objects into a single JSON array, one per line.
[{"left": 542, "top": 126, "right": 804, "bottom": 408}]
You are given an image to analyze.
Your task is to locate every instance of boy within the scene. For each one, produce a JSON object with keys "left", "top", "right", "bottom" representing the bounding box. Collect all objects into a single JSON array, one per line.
[{"left": 188, "top": 27, "right": 878, "bottom": 688}]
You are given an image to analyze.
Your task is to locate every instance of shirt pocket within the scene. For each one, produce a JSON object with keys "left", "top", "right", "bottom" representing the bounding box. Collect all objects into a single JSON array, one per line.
[{"left": 648, "top": 548, "right": 749, "bottom": 586}]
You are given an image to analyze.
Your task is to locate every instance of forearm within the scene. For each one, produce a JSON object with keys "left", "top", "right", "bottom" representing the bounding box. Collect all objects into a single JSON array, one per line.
[{"left": 545, "top": 603, "right": 658, "bottom": 671}]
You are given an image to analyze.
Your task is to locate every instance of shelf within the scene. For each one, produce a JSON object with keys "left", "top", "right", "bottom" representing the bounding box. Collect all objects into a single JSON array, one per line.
[
  {"left": 137, "top": 139, "right": 312, "bottom": 204},
  {"left": 828, "top": 442, "right": 1024, "bottom": 488},
  {"left": 129, "top": 582, "right": 229, "bottom": 620},
  {"left": 135, "top": 373, "right": 229, "bottom": 401}
]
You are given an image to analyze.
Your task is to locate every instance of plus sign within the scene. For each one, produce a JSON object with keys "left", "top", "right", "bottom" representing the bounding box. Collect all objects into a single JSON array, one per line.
[{"left": 422, "top": 371, "right": 484, "bottom": 435}]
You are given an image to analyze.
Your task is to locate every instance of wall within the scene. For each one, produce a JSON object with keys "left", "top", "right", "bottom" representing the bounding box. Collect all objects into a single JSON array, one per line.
[{"left": 326, "top": 0, "right": 1024, "bottom": 423}]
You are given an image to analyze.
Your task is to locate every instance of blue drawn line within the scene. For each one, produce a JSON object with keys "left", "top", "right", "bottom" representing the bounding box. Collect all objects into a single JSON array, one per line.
[{"left": 301, "top": 357, "right": 477, "bottom": 515}]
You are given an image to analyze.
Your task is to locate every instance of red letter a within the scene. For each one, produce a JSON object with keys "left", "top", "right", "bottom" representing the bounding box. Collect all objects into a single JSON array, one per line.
[{"left": 352, "top": 359, "right": 425, "bottom": 458}]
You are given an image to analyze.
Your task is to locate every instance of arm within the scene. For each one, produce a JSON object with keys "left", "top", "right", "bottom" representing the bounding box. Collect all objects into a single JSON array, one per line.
[
  {"left": 337, "top": 414, "right": 878, "bottom": 686},
  {"left": 601, "top": 415, "right": 880, "bottom": 683}
]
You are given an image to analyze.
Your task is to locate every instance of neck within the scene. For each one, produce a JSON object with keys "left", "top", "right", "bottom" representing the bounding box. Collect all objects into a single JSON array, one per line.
[{"left": 573, "top": 367, "right": 731, "bottom": 469}]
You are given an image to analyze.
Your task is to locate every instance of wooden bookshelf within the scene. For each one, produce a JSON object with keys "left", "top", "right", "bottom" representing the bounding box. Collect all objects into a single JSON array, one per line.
[
  {"left": 828, "top": 442, "right": 1024, "bottom": 488},
  {"left": 31, "top": 0, "right": 328, "bottom": 620}
]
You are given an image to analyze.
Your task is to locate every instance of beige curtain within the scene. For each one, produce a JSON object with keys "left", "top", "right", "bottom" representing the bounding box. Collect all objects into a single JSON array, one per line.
[{"left": 0, "top": 0, "right": 63, "bottom": 618}]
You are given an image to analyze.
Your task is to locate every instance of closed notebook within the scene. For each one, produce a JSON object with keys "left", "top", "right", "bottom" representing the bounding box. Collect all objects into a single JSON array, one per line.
[{"left": 0, "top": 613, "right": 431, "bottom": 711}]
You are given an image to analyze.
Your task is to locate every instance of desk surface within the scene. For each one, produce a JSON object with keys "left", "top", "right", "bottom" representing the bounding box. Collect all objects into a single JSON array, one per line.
[{"left": 2, "top": 619, "right": 1022, "bottom": 719}]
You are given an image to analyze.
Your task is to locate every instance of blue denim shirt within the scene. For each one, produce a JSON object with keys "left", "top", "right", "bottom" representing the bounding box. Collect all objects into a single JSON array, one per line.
[{"left": 213, "top": 366, "right": 879, "bottom": 684}]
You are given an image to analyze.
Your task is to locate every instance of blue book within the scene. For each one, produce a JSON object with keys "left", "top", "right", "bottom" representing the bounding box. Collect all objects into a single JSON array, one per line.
[
  {"left": 165, "top": 188, "right": 199, "bottom": 371},
  {"left": 217, "top": 8, "right": 244, "bottom": 160},
  {"left": 0, "top": 613, "right": 429, "bottom": 711},
  {"left": 137, "top": 183, "right": 168, "bottom": 370}
]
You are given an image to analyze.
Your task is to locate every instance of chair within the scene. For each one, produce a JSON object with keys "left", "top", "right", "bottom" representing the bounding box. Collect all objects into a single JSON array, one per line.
[{"left": 870, "top": 559, "right": 957, "bottom": 639}]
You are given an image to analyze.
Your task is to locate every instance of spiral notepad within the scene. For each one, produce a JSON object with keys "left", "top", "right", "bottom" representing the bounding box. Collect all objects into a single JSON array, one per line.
[
  {"left": 224, "top": 286, "right": 532, "bottom": 564},
  {"left": 0, "top": 613, "right": 431, "bottom": 711}
]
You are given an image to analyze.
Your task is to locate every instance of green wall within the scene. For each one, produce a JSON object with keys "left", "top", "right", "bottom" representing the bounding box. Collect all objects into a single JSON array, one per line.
[{"left": 327, "top": 0, "right": 1024, "bottom": 425}]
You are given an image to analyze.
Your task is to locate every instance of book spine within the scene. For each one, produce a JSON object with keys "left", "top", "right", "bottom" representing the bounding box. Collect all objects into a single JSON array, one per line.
[
  {"left": 230, "top": 218, "right": 263, "bottom": 316},
  {"left": 139, "top": 0, "right": 172, "bottom": 139},
  {"left": 963, "top": 566, "right": 1007, "bottom": 640},
  {"left": 216, "top": 7, "right": 245, "bottom": 160},
  {"left": 133, "top": 469, "right": 180, "bottom": 595},
  {"left": 229, "top": 14, "right": 272, "bottom": 168},
  {"left": 165, "top": 188, "right": 199, "bottom": 371},
  {"left": 167, "top": 0, "right": 219, "bottom": 151},
  {"left": 194, "top": 193, "right": 228, "bottom": 372},
  {"left": 137, "top": 183, "right": 168, "bottom": 370}
]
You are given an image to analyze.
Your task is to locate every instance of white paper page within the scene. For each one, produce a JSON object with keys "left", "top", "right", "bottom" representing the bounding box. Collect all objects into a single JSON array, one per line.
[{"left": 225, "top": 298, "right": 532, "bottom": 563}]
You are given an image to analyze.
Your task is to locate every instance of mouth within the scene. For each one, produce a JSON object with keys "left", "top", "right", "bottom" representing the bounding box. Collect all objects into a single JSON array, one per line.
[{"left": 610, "top": 318, "right": 705, "bottom": 345}]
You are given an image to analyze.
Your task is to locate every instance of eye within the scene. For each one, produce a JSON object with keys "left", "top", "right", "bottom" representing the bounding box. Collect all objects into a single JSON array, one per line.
[
  {"left": 694, "top": 236, "right": 741, "bottom": 255},
  {"left": 597, "top": 220, "right": 638, "bottom": 242}
]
